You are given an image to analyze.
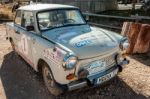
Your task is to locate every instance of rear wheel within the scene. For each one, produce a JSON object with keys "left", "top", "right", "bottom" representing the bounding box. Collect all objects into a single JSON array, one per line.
[
  {"left": 42, "top": 63, "right": 63, "bottom": 96},
  {"left": 10, "top": 40, "right": 15, "bottom": 51}
]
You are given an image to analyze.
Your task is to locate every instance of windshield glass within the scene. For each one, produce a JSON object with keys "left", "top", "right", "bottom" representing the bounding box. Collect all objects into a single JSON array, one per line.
[{"left": 37, "top": 9, "right": 86, "bottom": 30}]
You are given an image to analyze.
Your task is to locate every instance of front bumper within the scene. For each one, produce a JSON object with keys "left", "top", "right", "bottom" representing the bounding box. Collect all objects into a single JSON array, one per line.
[{"left": 67, "top": 59, "right": 129, "bottom": 91}]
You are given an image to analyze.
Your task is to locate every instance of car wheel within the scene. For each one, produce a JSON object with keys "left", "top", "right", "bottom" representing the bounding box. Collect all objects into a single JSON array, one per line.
[{"left": 42, "top": 63, "right": 63, "bottom": 96}]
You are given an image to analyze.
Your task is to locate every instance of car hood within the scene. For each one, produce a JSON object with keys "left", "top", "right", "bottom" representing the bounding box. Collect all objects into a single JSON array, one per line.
[{"left": 42, "top": 25, "right": 122, "bottom": 59}]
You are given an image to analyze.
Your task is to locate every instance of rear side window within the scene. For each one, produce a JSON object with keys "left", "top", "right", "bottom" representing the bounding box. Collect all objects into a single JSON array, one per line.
[
  {"left": 21, "top": 11, "right": 34, "bottom": 28},
  {"left": 14, "top": 10, "right": 21, "bottom": 25}
]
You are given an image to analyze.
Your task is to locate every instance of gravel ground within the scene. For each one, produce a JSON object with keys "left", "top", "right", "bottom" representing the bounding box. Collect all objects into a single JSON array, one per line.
[{"left": 0, "top": 24, "right": 150, "bottom": 99}]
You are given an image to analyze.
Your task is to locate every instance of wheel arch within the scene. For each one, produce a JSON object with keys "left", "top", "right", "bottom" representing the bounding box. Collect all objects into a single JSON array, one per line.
[
  {"left": 37, "top": 58, "right": 65, "bottom": 95},
  {"left": 37, "top": 58, "right": 46, "bottom": 73},
  {"left": 37, "top": 58, "right": 54, "bottom": 76},
  {"left": 37, "top": 58, "right": 58, "bottom": 83}
]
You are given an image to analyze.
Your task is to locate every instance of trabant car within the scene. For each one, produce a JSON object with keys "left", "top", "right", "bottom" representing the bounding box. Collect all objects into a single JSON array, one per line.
[{"left": 6, "top": 4, "right": 129, "bottom": 96}]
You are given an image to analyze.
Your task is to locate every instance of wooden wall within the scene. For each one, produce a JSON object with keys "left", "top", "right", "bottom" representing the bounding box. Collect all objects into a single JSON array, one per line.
[{"left": 38, "top": 0, "right": 118, "bottom": 13}]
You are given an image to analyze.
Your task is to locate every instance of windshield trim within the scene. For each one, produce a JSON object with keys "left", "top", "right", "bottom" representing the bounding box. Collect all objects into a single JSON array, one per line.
[{"left": 36, "top": 8, "right": 87, "bottom": 32}]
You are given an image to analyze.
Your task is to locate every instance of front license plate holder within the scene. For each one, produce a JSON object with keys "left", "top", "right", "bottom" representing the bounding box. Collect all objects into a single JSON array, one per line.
[{"left": 96, "top": 69, "right": 118, "bottom": 84}]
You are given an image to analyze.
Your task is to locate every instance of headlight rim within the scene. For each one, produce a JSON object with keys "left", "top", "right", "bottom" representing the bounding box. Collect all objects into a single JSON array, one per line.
[
  {"left": 119, "top": 37, "right": 129, "bottom": 50},
  {"left": 63, "top": 53, "right": 78, "bottom": 70}
]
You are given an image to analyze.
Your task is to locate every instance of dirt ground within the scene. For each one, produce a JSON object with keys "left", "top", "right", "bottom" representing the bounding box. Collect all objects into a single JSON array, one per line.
[{"left": 0, "top": 24, "right": 150, "bottom": 99}]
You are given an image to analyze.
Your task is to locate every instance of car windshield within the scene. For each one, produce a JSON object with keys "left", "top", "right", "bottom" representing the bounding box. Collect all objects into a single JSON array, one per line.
[{"left": 37, "top": 9, "right": 86, "bottom": 31}]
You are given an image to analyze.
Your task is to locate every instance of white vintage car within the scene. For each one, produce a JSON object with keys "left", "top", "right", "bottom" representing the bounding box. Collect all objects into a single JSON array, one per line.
[{"left": 6, "top": 4, "right": 129, "bottom": 96}]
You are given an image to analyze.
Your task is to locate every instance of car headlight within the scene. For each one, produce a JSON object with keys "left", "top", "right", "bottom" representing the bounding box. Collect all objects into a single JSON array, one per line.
[
  {"left": 63, "top": 53, "right": 78, "bottom": 70},
  {"left": 119, "top": 37, "right": 129, "bottom": 50}
]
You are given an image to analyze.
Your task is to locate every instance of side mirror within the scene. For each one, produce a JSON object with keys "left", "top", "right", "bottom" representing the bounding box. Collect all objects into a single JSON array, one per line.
[
  {"left": 83, "top": 15, "right": 89, "bottom": 22},
  {"left": 26, "top": 25, "right": 34, "bottom": 31}
]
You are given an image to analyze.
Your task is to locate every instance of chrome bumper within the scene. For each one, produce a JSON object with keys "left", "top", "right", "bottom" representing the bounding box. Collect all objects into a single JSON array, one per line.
[
  {"left": 117, "top": 58, "right": 130, "bottom": 72},
  {"left": 68, "top": 80, "right": 87, "bottom": 91}
]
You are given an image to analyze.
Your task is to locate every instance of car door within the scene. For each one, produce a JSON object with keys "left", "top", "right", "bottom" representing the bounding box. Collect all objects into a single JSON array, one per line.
[
  {"left": 16, "top": 11, "right": 35, "bottom": 67},
  {"left": 13, "top": 10, "right": 22, "bottom": 51}
]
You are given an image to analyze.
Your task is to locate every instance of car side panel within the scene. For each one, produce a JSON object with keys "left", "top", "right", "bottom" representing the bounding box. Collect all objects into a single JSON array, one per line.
[
  {"left": 6, "top": 23, "right": 74, "bottom": 84},
  {"left": 31, "top": 35, "right": 75, "bottom": 84}
]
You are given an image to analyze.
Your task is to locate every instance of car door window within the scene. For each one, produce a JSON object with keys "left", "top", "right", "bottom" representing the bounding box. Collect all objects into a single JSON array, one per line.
[
  {"left": 21, "top": 11, "right": 34, "bottom": 29},
  {"left": 14, "top": 10, "right": 21, "bottom": 25}
]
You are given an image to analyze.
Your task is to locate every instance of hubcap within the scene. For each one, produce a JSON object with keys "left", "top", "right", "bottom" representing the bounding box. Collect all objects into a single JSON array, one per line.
[{"left": 43, "top": 67, "right": 54, "bottom": 88}]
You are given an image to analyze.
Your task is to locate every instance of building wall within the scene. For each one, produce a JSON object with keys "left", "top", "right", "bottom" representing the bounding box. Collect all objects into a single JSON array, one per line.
[
  {"left": 75, "top": 0, "right": 118, "bottom": 13},
  {"left": 40, "top": 0, "right": 118, "bottom": 13}
]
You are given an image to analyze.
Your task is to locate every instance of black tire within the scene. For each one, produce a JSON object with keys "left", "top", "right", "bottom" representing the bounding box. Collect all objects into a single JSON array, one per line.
[{"left": 42, "top": 63, "right": 63, "bottom": 96}]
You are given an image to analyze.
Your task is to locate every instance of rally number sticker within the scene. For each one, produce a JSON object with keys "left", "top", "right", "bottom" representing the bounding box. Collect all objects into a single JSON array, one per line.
[{"left": 18, "top": 34, "right": 29, "bottom": 55}]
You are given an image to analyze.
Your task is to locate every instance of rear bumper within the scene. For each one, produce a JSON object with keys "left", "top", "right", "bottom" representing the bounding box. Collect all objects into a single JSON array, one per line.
[{"left": 67, "top": 59, "right": 129, "bottom": 91}]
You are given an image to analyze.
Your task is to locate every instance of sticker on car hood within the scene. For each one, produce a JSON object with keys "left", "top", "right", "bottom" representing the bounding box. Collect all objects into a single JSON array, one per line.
[{"left": 75, "top": 40, "right": 92, "bottom": 48}]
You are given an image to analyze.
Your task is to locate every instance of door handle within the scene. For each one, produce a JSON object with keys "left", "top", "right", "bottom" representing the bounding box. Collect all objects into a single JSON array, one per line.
[{"left": 15, "top": 30, "right": 20, "bottom": 34}]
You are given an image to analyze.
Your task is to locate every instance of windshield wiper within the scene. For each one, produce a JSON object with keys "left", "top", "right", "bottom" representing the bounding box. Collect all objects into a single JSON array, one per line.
[
  {"left": 41, "top": 23, "right": 86, "bottom": 32},
  {"left": 63, "top": 23, "right": 86, "bottom": 26}
]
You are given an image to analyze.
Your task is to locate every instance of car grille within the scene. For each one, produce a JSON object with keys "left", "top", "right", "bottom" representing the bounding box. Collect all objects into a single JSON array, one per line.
[
  {"left": 78, "top": 54, "right": 116, "bottom": 76},
  {"left": 101, "top": 55, "right": 115, "bottom": 67}
]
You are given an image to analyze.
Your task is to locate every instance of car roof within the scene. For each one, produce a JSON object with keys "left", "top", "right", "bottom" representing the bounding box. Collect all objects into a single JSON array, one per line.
[{"left": 18, "top": 4, "right": 78, "bottom": 11}]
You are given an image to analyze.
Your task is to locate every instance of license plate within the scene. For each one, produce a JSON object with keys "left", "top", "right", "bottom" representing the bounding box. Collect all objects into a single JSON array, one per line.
[{"left": 96, "top": 69, "right": 118, "bottom": 84}]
